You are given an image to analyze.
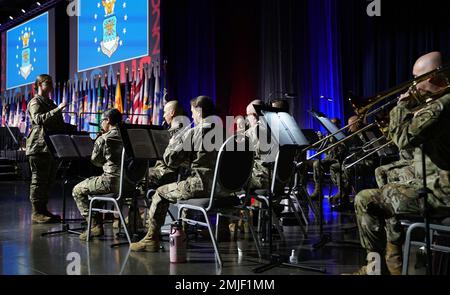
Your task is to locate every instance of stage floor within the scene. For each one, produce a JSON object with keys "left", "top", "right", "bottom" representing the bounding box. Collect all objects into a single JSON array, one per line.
[{"left": 0, "top": 181, "right": 425, "bottom": 275}]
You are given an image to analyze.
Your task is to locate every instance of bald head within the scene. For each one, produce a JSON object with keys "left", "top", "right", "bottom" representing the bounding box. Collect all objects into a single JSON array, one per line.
[
  {"left": 163, "top": 100, "right": 183, "bottom": 125},
  {"left": 348, "top": 115, "right": 362, "bottom": 133},
  {"left": 413, "top": 52, "right": 442, "bottom": 77}
]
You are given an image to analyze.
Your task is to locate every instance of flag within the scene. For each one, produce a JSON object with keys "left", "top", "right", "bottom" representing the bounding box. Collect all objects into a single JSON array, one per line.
[
  {"left": 132, "top": 69, "right": 143, "bottom": 124},
  {"left": 18, "top": 95, "right": 27, "bottom": 133},
  {"left": 84, "top": 79, "right": 91, "bottom": 131},
  {"left": 108, "top": 73, "right": 114, "bottom": 110},
  {"left": 147, "top": 65, "right": 156, "bottom": 124},
  {"left": 129, "top": 70, "right": 135, "bottom": 121},
  {"left": 96, "top": 76, "right": 104, "bottom": 133},
  {"left": 114, "top": 73, "right": 123, "bottom": 113},
  {"left": 62, "top": 82, "right": 69, "bottom": 123},
  {"left": 141, "top": 66, "right": 150, "bottom": 125},
  {"left": 71, "top": 81, "right": 78, "bottom": 126},
  {"left": 90, "top": 80, "right": 97, "bottom": 138},
  {"left": 138, "top": 69, "right": 146, "bottom": 124},
  {"left": 152, "top": 65, "right": 162, "bottom": 125},
  {"left": 123, "top": 69, "right": 129, "bottom": 121},
  {"left": 103, "top": 74, "right": 109, "bottom": 111}
]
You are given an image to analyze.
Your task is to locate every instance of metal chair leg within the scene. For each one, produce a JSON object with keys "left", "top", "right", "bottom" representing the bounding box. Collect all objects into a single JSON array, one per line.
[
  {"left": 87, "top": 199, "right": 94, "bottom": 243},
  {"left": 113, "top": 199, "right": 131, "bottom": 245},
  {"left": 288, "top": 197, "right": 307, "bottom": 238},
  {"left": 203, "top": 210, "right": 223, "bottom": 267},
  {"left": 244, "top": 210, "right": 262, "bottom": 258}
]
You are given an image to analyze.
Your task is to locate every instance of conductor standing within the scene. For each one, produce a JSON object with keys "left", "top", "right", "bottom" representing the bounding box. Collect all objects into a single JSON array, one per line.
[{"left": 26, "top": 74, "right": 68, "bottom": 224}]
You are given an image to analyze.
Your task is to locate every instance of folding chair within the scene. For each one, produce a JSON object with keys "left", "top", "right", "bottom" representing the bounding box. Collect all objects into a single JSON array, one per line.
[
  {"left": 176, "top": 135, "right": 261, "bottom": 267},
  {"left": 86, "top": 148, "right": 147, "bottom": 244},
  {"left": 402, "top": 217, "right": 450, "bottom": 275},
  {"left": 255, "top": 146, "right": 308, "bottom": 240}
]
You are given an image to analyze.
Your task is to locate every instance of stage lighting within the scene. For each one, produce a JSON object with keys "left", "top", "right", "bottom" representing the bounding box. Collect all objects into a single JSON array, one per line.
[
  {"left": 9, "top": 16, "right": 14, "bottom": 20},
  {"left": 21, "top": 9, "right": 26, "bottom": 13},
  {"left": 36, "top": 2, "right": 41, "bottom": 6}
]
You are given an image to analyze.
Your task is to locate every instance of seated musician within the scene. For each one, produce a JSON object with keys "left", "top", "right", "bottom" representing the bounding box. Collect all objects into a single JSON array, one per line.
[
  {"left": 130, "top": 96, "right": 223, "bottom": 252},
  {"left": 148, "top": 100, "right": 186, "bottom": 189},
  {"left": 309, "top": 118, "right": 349, "bottom": 206},
  {"left": 72, "top": 109, "right": 125, "bottom": 241},
  {"left": 351, "top": 51, "right": 450, "bottom": 275}
]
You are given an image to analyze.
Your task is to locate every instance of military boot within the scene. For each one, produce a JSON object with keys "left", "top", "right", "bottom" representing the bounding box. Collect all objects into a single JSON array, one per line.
[
  {"left": 385, "top": 242, "right": 403, "bottom": 275},
  {"left": 79, "top": 215, "right": 104, "bottom": 241},
  {"left": 42, "top": 209, "right": 61, "bottom": 222},
  {"left": 130, "top": 231, "right": 160, "bottom": 252},
  {"left": 309, "top": 182, "right": 322, "bottom": 200},
  {"left": 31, "top": 203, "right": 58, "bottom": 224},
  {"left": 344, "top": 252, "right": 390, "bottom": 275}
]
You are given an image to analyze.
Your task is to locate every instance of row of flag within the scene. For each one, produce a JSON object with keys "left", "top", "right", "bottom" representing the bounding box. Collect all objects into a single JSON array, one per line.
[{"left": 0, "top": 64, "right": 166, "bottom": 137}]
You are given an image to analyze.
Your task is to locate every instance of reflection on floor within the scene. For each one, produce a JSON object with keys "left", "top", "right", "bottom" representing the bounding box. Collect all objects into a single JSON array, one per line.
[{"left": 0, "top": 181, "right": 425, "bottom": 275}]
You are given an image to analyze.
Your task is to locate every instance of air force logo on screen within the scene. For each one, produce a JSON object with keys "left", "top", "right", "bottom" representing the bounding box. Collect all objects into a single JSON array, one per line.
[
  {"left": 19, "top": 29, "right": 33, "bottom": 79},
  {"left": 78, "top": 0, "right": 149, "bottom": 72},
  {"left": 6, "top": 12, "right": 49, "bottom": 90},
  {"left": 99, "top": 0, "right": 120, "bottom": 58}
]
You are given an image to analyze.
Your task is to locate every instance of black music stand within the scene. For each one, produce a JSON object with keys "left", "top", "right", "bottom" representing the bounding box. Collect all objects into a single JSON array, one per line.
[
  {"left": 41, "top": 133, "right": 94, "bottom": 237},
  {"left": 251, "top": 106, "right": 326, "bottom": 274},
  {"left": 309, "top": 110, "right": 361, "bottom": 250},
  {"left": 114, "top": 124, "right": 170, "bottom": 245}
]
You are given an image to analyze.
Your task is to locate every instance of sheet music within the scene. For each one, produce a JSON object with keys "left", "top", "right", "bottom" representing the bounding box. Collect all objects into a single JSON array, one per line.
[
  {"left": 312, "top": 112, "right": 346, "bottom": 141},
  {"left": 127, "top": 129, "right": 157, "bottom": 159},
  {"left": 71, "top": 135, "right": 94, "bottom": 158},
  {"left": 49, "top": 135, "right": 79, "bottom": 159},
  {"left": 262, "top": 112, "right": 309, "bottom": 147}
]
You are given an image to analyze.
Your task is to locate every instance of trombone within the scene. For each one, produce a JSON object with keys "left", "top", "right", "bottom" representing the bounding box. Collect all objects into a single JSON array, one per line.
[{"left": 305, "top": 65, "right": 450, "bottom": 161}]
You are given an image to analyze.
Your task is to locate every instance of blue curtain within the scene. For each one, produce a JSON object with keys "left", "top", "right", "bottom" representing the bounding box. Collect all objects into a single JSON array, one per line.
[{"left": 162, "top": 0, "right": 217, "bottom": 117}]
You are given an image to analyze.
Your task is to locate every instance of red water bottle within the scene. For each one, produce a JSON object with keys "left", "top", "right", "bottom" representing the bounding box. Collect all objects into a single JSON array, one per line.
[{"left": 170, "top": 220, "right": 187, "bottom": 263}]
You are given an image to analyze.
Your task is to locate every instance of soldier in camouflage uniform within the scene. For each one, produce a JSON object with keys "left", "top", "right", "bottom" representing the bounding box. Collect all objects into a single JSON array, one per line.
[
  {"left": 310, "top": 118, "right": 349, "bottom": 204},
  {"left": 26, "top": 74, "right": 68, "bottom": 224},
  {"left": 131, "top": 96, "right": 221, "bottom": 252},
  {"left": 245, "top": 100, "right": 271, "bottom": 192},
  {"left": 72, "top": 109, "right": 124, "bottom": 241},
  {"left": 148, "top": 101, "right": 186, "bottom": 188},
  {"left": 353, "top": 52, "right": 450, "bottom": 275}
]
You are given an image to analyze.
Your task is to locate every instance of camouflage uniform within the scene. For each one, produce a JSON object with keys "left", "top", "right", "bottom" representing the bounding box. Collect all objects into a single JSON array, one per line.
[
  {"left": 355, "top": 94, "right": 450, "bottom": 255},
  {"left": 311, "top": 137, "right": 348, "bottom": 197},
  {"left": 72, "top": 126, "right": 123, "bottom": 219},
  {"left": 26, "top": 95, "right": 66, "bottom": 214},
  {"left": 148, "top": 118, "right": 186, "bottom": 188},
  {"left": 375, "top": 148, "right": 415, "bottom": 188},
  {"left": 246, "top": 122, "right": 271, "bottom": 191},
  {"left": 136, "top": 120, "right": 221, "bottom": 247}
]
